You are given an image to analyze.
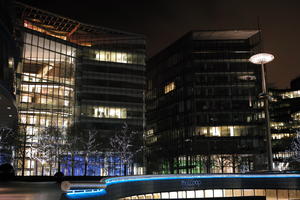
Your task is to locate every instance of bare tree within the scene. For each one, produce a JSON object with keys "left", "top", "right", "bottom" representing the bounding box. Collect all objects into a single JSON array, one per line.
[
  {"left": 30, "top": 137, "right": 53, "bottom": 176},
  {"left": 231, "top": 154, "right": 244, "bottom": 173},
  {"left": 30, "top": 126, "right": 65, "bottom": 176},
  {"left": 18, "top": 126, "right": 33, "bottom": 176},
  {"left": 201, "top": 155, "right": 213, "bottom": 173},
  {"left": 40, "top": 126, "right": 66, "bottom": 173},
  {"left": 64, "top": 133, "right": 80, "bottom": 176},
  {"left": 110, "top": 123, "right": 142, "bottom": 176},
  {"left": 79, "top": 129, "right": 100, "bottom": 176},
  {"left": 213, "top": 154, "right": 233, "bottom": 173},
  {"left": 284, "top": 130, "right": 300, "bottom": 170},
  {"left": 0, "top": 127, "right": 20, "bottom": 164},
  {"left": 290, "top": 131, "right": 300, "bottom": 162}
]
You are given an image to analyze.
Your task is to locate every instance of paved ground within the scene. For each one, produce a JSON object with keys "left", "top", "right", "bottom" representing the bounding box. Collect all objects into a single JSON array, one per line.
[{"left": 0, "top": 182, "right": 62, "bottom": 200}]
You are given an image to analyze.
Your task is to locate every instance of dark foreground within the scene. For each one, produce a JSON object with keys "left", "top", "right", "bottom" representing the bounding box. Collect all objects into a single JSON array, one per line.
[{"left": 0, "top": 182, "right": 62, "bottom": 200}]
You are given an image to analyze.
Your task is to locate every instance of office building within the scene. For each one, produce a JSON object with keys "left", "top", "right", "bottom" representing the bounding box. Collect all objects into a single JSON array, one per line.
[
  {"left": 145, "top": 30, "right": 266, "bottom": 174},
  {"left": 270, "top": 77, "right": 300, "bottom": 170},
  {"left": 11, "top": 2, "right": 145, "bottom": 175}
]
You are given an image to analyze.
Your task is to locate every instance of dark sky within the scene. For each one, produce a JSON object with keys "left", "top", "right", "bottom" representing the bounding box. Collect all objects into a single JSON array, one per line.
[{"left": 18, "top": 0, "right": 300, "bottom": 88}]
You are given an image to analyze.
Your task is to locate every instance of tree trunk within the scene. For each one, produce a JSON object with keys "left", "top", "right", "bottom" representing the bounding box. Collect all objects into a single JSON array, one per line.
[
  {"left": 170, "top": 158, "right": 174, "bottom": 174},
  {"left": 35, "top": 160, "right": 38, "bottom": 175},
  {"left": 206, "top": 155, "right": 211, "bottom": 173},
  {"left": 21, "top": 133, "right": 27, "bottom": 176},
  {"left": 58, "top": 160, "right": 61, "bottom": 173},
  {"left": 232, "top": 155, "right": 236, "bottom": 173},
  {"left": 221, "top": 157, "right": 224, "bottom": 173},
  {"left": 124, "top": 163, "right": 127, "bottom": 176},
  {"left": 84, "top": 154, "right": 88, "bottom": 176},
  {"left": 186, "top": 155, "right": 189, "bottom": 174},
  {"left": 71, "top": 153, "right": 75, "bottom": 176},
  {"left": 42, "top": 165, "right": 44, "bottom": 176}
]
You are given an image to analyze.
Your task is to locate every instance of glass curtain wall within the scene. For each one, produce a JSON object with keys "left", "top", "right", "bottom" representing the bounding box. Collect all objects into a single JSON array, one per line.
[
  {"left": 73, "top": 36, "right": 145, "bottom": 176},
  {"left": 16, "top": 30, "right": 75, "bottom": 175},
  {"left": 14, "top": 2, "right": 145, "bottom": 176},
  {"left": 146, "top": 31, "right": 264, "bottom": 174}
]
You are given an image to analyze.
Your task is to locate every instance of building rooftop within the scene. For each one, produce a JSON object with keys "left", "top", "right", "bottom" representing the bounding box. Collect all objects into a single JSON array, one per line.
[
  {"left": 192, "top": 30, "right": 260, "bottom": 40},
  {"left": 14, "top": 1, "right": 144, "bottom": 45}
]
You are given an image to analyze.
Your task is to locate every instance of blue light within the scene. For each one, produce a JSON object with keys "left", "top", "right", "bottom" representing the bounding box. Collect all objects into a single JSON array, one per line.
[
  {"left": 66, "top": 189, "right": 107, "bottom": 199},
  {"left": 104, "top": 174, "right": 300, "bottom": 186},
  {"left": 61, "top": 154, "right": 128, "bottom": 176}
]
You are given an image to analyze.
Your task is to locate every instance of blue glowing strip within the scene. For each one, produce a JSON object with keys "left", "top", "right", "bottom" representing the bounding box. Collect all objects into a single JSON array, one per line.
[
  {"left": 104, "top": 174, "right": 300, "bottom": 186},
  {"left": 66, "top": 189, "right": 107, "bottom": 199}
]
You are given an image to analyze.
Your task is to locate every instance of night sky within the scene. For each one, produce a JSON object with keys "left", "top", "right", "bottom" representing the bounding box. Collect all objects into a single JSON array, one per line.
[{"left": 18, "top": 0, "right": 300, "bottom": 89}]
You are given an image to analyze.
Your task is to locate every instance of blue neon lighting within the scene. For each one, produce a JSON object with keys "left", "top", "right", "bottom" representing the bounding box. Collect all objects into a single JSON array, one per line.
[
  {"left": 66, "top": 189, "right": 107, "bottom": 199},
  {"left": 104, "top": 174, "right": 300, "bottom": 186}
]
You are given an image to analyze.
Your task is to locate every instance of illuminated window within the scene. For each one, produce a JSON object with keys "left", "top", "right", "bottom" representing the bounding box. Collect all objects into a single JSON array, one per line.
[
  {"left": 146, "top": 129, "right": 154, "bottom": 137},
  {"left": 21, "top": 115, "right": 27, "bottom": 123},
  {"left": 233, "top": 189, "right": 242, "bottom": 197},
  {"left": 164, "top": 82, "right": 175, "bottom": 94},
  {"left": 211, "top": 127, "right": 221, "bottom": 136},
  {"left": 161, "top": 192, "right": 169, "bottom": 198},
  {"left": 187, "top": 191, "right": 195, "bottom": 198},
  {"left": 272, "top": 133, "right": 294, "bottom": 140},
  {"left": 64, "top": 100, "right": 69, "bottom": 106},
  {"left": 281, "top": 90, "right": 300, "bottom": 99},
  {"left": 8, "top": 57, "right": 14, "bottom": 68},
  {"left": 205, "top": 190, "right": 213, "bottom": 198},
  {"left": 170, "top": 192, "right": 177, "bottom": 198},
  {"left": 93, "top": 106, "right": 127, "bottom": 119},
  {"left": 95, "top": 51, "right": 143, "bottom": 64},
  {"left": 178, "top": 191, "right": 186, "bottom": 198},
  {"left": 21, "top": 95, "right": 32, "bottom": 103},
  {"left": 28, "top": 116, "right": 36, "bottom": 124},
  {"left": 214, "top": 189, "right": 223, "bottom": 197},
  {"left": 195, "top": 190, "right": 204, "bottom": 198},
  {"left": 258, "top": 112, "right": 265, "bottom": 119},
  {"left": 195, "top": 126, "right": 252, "bottom": 137},
  {"left": 292, "top": 112, "right": 300, "bottom": 121},
  {"left": 41, "top": 98, "right": 47, "bottom": 104},
  {"left": 116, "top": 52, "right": 122, "bottom": 63},
  {"left": 224, "top": 189, "right": 233, "bottom": 197}
]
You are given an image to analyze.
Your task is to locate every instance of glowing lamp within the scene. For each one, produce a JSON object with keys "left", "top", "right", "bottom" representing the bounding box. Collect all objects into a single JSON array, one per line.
[{"left": 249, "top": 53, "right": 274, "bottom": 65}]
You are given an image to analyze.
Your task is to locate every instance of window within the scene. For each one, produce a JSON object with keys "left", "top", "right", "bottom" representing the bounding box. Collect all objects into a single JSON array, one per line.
[
  {"left": 164, "top": 82, "right": 175, "bottom": 94},
  {"left": 21, "top": 95, "right": 32, "bottom": 103},
  {"left": 93, "top": 106, "right": 127, "bottom": 119},
  {"left": 195, "top": 126, "right": 253, "bottom": 137},
  {"left": 95, "top": 51, "right": 144, "bottom": 64}
]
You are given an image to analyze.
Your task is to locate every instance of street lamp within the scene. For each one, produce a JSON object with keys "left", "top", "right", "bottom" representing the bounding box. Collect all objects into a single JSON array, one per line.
[{"left": 249, "top": 53, "right": 274, "bottom": 171}]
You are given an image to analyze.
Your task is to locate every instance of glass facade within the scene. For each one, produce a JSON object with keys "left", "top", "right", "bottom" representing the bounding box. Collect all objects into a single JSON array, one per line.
[
  {"left": 14, "top": 2, "right": 145, "bottom": 175},
  {"left": 269, "top": 81, "right": 300, "bottom": 170},
  {"left": 120, "top": 189, "right": 300, "bottom": 200},
  {"left": 146, "top": 30, "right": 265, "bottom": 174},
  {"left": 16, "top": 31, "right": 75, "bottom": 175}
]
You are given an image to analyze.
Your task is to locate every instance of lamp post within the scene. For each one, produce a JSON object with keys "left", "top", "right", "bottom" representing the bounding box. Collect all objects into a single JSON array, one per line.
[{"left": 249, "top": 53, "right": 274, "bottom": 171}]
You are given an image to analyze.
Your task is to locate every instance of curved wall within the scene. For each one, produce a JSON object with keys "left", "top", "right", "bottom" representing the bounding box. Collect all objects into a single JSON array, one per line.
[{"left": 63, "top": 174, "right": 300, "bottom": 199}]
